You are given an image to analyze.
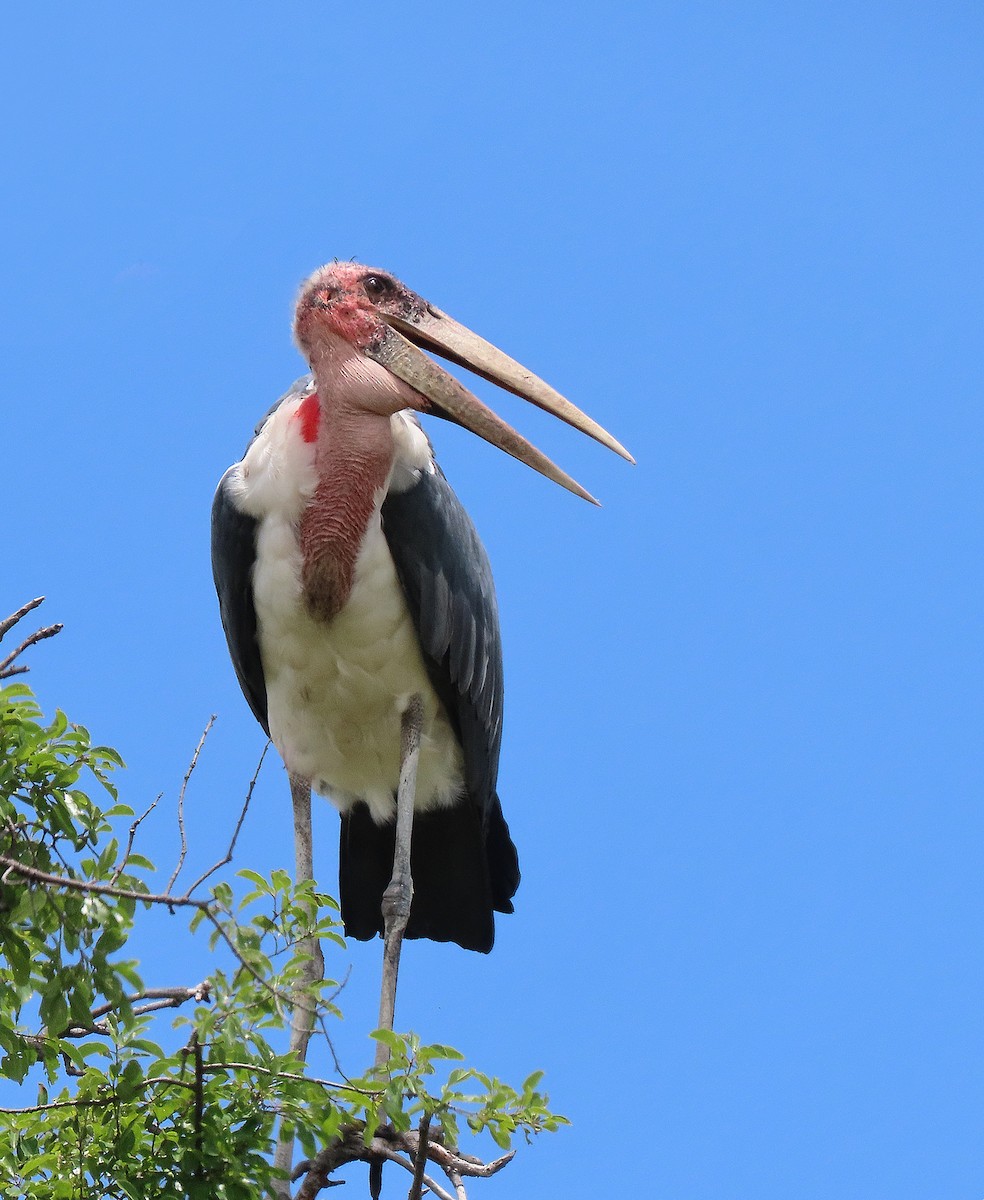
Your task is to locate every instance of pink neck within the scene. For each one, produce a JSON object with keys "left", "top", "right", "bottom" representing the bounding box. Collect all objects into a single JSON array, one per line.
[{"left": 300, "top": 350, "right": 395, "bottom": 621}]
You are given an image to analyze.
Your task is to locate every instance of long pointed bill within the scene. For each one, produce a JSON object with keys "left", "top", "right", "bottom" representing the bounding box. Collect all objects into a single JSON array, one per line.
[
  {"left": 366, "top": 325, "right": 602, "bottom": 505},
  {"left": 384, "top": 306, "right": 635, "bottom": 464}
]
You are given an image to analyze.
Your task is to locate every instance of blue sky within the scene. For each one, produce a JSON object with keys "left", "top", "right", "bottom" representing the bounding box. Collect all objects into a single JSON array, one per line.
[{"left": 3, "top": 2, "right": 983, "bottom": 1196}]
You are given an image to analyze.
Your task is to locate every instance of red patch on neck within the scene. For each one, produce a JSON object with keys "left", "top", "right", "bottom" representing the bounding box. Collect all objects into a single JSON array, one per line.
[{"left": 292, "top": 392, "right": 320, "bottom": 443}]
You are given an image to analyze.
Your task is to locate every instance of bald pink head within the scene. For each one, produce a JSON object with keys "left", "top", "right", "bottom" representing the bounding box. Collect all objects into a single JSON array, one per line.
[
  {"left": 294, "top": 263, "right": 429, "bottom": 361},
  {"left": 293, "top": 264, "right": 429, "bottom": 422}
]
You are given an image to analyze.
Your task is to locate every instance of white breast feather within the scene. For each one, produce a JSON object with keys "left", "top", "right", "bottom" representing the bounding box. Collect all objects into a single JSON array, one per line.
[{"left": 229, "top": 399, "right": 462, "bottom": 825}]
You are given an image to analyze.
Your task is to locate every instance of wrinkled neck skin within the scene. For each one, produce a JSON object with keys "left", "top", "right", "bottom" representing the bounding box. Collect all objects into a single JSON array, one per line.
[{"left": 299, "top": 334, "right": 421, "bottom": 623}]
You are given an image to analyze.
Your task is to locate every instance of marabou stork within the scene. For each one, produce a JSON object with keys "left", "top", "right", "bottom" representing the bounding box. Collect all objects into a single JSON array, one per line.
[{"left": 212, "top": 264, "right": 631, "bottom": 953}]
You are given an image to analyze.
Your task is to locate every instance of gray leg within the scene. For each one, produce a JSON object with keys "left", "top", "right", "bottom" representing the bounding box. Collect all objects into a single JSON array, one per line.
[
  {"left": 370, "top": 695, "right": 423, "bottom": 1200},
  {"left": 375, "top": 693, "right": 423, "bottom": 1067}
]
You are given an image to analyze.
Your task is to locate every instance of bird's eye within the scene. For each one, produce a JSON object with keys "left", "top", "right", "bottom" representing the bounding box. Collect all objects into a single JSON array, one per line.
[{"left": 363, "top": 274, "right": 390, "bottom": 299}]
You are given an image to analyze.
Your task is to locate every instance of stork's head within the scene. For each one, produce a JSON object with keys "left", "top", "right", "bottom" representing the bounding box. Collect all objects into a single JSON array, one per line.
[{"left": 294, "top": 262, "right": 633, "bottom": 503}]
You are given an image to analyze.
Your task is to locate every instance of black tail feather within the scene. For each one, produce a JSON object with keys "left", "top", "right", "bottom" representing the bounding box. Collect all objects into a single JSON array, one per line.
[
  {"left": 484, "top": 794, "right": 520, "bottom": 914},
  {"left": 338, "top": 797, "right": 519, "bottom": 954}
]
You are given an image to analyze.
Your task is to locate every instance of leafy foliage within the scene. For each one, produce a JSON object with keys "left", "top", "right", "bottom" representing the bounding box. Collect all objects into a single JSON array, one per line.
[{"left": 0, "top": 660, "right": 565, "bottom": 1198}]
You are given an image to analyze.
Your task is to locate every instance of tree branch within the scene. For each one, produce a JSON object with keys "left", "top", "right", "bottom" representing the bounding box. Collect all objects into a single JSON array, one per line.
[
  {"left": 0, "top": 597, "right": 45, "bottom": 642},
  {"left": 0, "top": 609, "right": 63, "bottom": 678},
  {"left": 0, "top": 854, "right": 195, "bottom": 908},
  {"left": 292, "top": 1122, "right": 515, "bottom": 1200},
  {"left": 201, "top": 1061, "right": 376, "bottom": 1095},
  {"left": 54, "top": 984, "right": 212, "bottom": 1039},
  {"left": 183, "top": 739, "right": 268, "bottom": 897},
  {"left": 0, "top": 1075, "right": 199, "bottom": 1115},
  {"left": 409, "top": 1112, "right": 432, "bottom": 1200},
  {"left": 0, "top": 853, "right": 290, "bottom": 1010},
  {"left": 110, "top": 792, "right": 163, "bottom": 885},
  {"left": 166, "top": 715, "right": 216, "bottom": 893},
  {"left": 88, "top": 983, "right": 211, "bottom": 1023}
]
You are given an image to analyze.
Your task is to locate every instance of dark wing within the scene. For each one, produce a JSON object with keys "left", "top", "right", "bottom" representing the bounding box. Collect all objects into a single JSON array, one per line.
[
  {"left": 211, "top": 467, "right": 269, "bottom": 734},
  {"left": 381, "top": 461, "right": 519, "bottom": 923},
  {"left": 381, "top": 463, "right": 503, "bottom": 813},
  {"left": 211, "top": 377, "right": 316, "bottom": 733}
]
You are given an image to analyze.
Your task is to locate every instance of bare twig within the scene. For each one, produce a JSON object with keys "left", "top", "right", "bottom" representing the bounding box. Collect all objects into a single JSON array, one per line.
[
  {"left": 0, "top": 597, "right": 45, "bottom": 642},
  {"left": 423, "top": 1142, "right": 515, "bottom": 1179},
  {"left": 447, "top": 1168, "right": 468, "bottom": 1200},
  {"left": 0, "top": 598, "right": 62, "bottom": 677},
  {"left": 0, "top": 620, "right": 63, "bottom": 678},
  {"left": 409, "top": 1113, "right": 432, "bottom": 1200},
  {"left": 110, "top": 792, "right": 164, "bottom": 885},
  {"left": 323, "top": 964, "right": 351, "bottom": 1010},
  {"left": 0, "top": 855, "right": 196, "bottom": 907},
  {"left": 183, "top": 739, "right": 268, "bottom": 897},
  {"left": 166, "top": 715, "right": 216, "bottom": 893},
  {"left": 57, "top": 984, "right": 211, "bottom": 1038},
  {"left": 113, "top": 730, "right": 263, "bottom": 898},
  {"left": 88, "top": 983, "right": 211, "bottom": 1023},
  {"left": 315, "top": 965, "right": 352, "bottom": 1079}
]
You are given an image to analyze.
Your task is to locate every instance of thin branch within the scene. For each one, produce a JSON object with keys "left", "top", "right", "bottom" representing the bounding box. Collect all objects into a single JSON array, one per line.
[
  {"left": 422, "top": 1139, "right": 515, "bottom": 1180},
  {"left": 200, "top": 907, "right": 290, "bottom": 1009},
  {"left": 369, "top": 1144, "right": 455, "bottom": 1200},
  {"left": 201, "top": 1061, "right": 377, "bottom": 1096},
  {"left": 88, "top": 983, "right": 211, "bottom": 1023},
  {"left": 110, "top": 792, "right": 164, "bottom": 885},
  {"left": 0, "top": 622, "right": 64, "bottom": 679},
  {"left": 183, "top": 739, "right": 268, "bottom": 897},
  {"left": 446, "top": 1169, "right": 468, "bottom": 1200},
  {"left": 0, "top": 598, "right": 58, "bottom": 679},
  {"left": 0, "top": 1075, "right": 198, "bottom": 1115},
  {"left": 166, "top": 715, "right": 216, "bottom": 893},
  {"left": 0, "top": 597, "right": 45, "bottom": 641},
  {"left": 408, "top": 1113, "right": 432, "bottom": 1200},
  {"left": 130, "top": 996, "right": 200, "bottom": 1020},
  {"left": 316, "top": 966, "right": 351, "bottom": 1079},
  {"left": 323, "top": 963, "right": 351, "bottom": 1009},
  {"left": 0, "top": 1059, "right": 378, "bottom": 1123},
  {"left": 0, "top": 854, "right": 289, "bottom": 1009},
  {"left": 0, "top": 854, "right": 198, "bottom": 908}
]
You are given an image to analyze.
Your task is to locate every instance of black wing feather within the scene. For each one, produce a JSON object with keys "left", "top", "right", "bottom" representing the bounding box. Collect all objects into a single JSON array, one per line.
[
  {"left": 381, "top": 464, "right": 520, "bottom": 922},
  {"left": 381, "top": 464, "right": 503, "bottom": 809},
  {"left": 211, "top": 468, "right": 269, "bottom": 734}
]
